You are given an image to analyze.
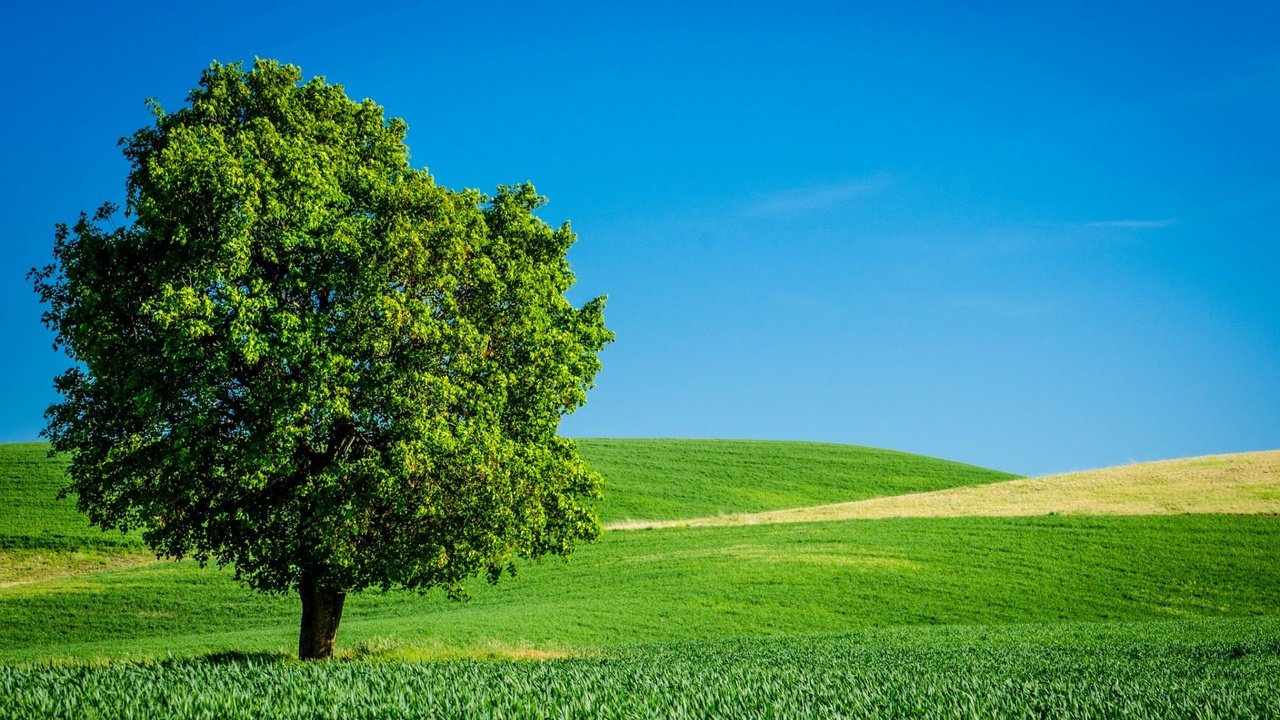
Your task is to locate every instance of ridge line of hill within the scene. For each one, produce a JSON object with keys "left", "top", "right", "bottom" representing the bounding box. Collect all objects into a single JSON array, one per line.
[{"left": 606, "top": 450, "right": 1280, "bottom": 531}]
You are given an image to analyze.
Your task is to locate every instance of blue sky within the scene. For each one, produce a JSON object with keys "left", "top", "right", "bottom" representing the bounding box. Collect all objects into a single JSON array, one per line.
[{"left": 2, "top": 1, "right": 1277, "bottom": 475}]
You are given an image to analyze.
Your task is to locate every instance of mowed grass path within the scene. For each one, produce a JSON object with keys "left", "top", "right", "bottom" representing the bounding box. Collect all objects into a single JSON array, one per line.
[{"left": 614, "top": 450, "right": 1280, "bottom": 529}]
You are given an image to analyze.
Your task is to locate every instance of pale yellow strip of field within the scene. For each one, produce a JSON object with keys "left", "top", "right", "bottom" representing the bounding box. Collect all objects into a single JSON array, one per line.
[
  {"left": 0, "top": 549, "right": 158, "bottom": 589},
  {"left": 607, "top": 450, "right": 1280, "bottom": 531}
]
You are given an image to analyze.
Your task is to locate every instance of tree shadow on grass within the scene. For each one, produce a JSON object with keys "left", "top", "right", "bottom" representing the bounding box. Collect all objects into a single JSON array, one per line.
[{"left": 175, "top": 650, "right": 293, "bottom": 667}]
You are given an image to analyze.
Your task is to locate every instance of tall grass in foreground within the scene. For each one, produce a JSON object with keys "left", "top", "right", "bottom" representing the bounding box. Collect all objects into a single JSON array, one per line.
[{"left": 4, "top": 621, "right": 1277, "bottom": 719}]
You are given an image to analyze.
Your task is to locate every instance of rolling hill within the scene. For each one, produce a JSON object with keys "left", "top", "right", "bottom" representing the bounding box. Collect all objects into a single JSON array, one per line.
[
  {"left": 0, "top": 439, "right": 1017, "bottom": 549},
  {"left": 0, "top": 440, "right": 1277, "bottom": 665},
  {"left": 578, "top": 438, "right": 1020, "bottom": 522},
  {"left": 609, "top": 450, "right": 1280, "bottom": 529}
]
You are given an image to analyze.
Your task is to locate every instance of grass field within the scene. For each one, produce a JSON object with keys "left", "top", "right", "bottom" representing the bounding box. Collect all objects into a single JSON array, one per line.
[
  {"left": 4, "top": 621, "right": 1277, "bottom": 719},
  {"left": 3, "top": 513, "right": 1277, "bottom": 662},
  {"left": 616, "top": 449, "right": 1280, "bottom": 529},
  {"left": 1, "top": 439, "right": 1277, "bottom": 717},
  {"left": 0, "top": 443, "right": 139, "bottom": 550},
  {"left": 576, "top": 438, "right": 1019, "bottom": 523},
  {"left": 0, "top": 439, "right": 1012, "bottom": 544}
]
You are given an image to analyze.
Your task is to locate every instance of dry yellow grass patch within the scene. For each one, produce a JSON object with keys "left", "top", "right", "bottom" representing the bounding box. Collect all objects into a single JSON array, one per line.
[
  {"left": 619, "top": 543, "right": 921, "bottom": 569},
  {"left": 390, "top": 646, "right": 572, "bottom": 662},
  {"left": 345, "top": 636, "right": 573, "bottom": 662},
  {"left": 0, "top": 549, "right": 158, "bottom": 588},
  {"left": 608, "top": 450, "right": 1280, "bottom": 531}
]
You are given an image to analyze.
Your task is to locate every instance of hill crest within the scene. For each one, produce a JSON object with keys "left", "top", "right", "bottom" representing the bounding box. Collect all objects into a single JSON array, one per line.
[{"left": 607, "top": 450, "right": 1280, "bottom": 530}]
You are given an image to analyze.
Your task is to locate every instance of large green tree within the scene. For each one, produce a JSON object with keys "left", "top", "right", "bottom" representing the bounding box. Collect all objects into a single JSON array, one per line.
[{"left": 31, "top": 59, "right": 612, "bottom": 659}]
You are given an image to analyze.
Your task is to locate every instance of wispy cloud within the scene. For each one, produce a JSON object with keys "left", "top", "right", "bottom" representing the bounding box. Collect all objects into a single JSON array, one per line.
[
  {"left": 1084, "top": 219, "right": 1178, "bottom": 229},
  {"left": 743, "top": 175, "right": 892, "bottom": 217}
]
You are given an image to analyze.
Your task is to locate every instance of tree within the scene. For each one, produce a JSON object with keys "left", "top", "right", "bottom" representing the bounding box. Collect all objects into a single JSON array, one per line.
[{"left": 30, "top": 59, "right": 613, "bottom": 660}]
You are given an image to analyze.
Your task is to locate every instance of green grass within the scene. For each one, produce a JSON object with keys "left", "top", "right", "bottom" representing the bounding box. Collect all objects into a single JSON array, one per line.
[
  {"left": 0, "top": 443, "right": 137, "bottom": 550},
  {"left": 2, "top": 439, "right": 1277, "bottom": 717},
  {"left": 0, "top": 440, "right": 1014, "bottom": 546},
  {"left": 3, "top": 620, "right": 1278, "bottom": 719},
  {"left": 577, "top": 438, "right": 1019, "bottom": 523},
  {"left": 2, "top": 514, "right": 1276, "bottom": 662}
]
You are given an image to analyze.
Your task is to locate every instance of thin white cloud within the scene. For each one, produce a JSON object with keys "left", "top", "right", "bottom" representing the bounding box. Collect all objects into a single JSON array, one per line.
[
  {"left": 743, "top": 175, "right": 892, "bottom": 217},
  {"left": 1084, "top": 219, "right": 1177, "bottom": 229}
]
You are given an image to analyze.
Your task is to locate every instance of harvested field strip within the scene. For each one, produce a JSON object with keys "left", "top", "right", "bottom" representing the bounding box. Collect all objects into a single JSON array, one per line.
[{"left": 608, "top": 450, "right": 1280, "bottom": 530}]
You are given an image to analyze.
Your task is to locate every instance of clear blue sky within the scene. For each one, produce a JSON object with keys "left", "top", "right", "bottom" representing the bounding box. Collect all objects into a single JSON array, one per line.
[{"left": 3, "top": 1, "right": 1277, "bottom": 475}]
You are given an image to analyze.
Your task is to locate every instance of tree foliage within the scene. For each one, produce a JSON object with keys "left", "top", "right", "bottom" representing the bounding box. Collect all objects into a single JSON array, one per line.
[{"left": 31, "top": 60, "right": 612, "bottom": 655}]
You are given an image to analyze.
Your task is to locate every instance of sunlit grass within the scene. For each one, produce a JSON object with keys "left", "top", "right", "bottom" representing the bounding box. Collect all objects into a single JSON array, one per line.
[
  {"left": 4, "top": 620, "right": 1278, "bottom": 719},
  {"left": 2, "top": 514, "right": 1276, "bottom": 662},
  {"left": 577, "top": 438, "right": 1018, "bottom": 523},
  {"left": 613, "top": 449, "right": 1280, "bottom": 529},
  {"left": 3, "top": 439, "right": 1278, "bottom": 717}
]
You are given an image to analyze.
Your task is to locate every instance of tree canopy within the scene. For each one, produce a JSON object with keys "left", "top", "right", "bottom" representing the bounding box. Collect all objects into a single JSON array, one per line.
[{"left": 31, "top": 59, "right": 612, "bottom": 658}]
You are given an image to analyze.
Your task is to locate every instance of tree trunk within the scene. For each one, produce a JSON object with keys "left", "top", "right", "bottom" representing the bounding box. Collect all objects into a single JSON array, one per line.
[{"left": 298, "top": 577, "right": 346, "bottom": 660}]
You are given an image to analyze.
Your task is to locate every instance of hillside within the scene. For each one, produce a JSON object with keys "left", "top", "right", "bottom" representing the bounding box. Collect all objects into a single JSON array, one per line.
[
  {"left": 576, "top": 438, "right": 1018, "bottom": 523},
  {"left": 1, "top": 513, "right": 1277, "bottom": 662},
  {"left": 1, "top": 440, "right": 1277, "bottom": 664},
  {"left": 610, "top": 450, "right": 1280, "bottom": 529},
  {"left": 0, "top": 439, "right": 1018, "bottom": 542},
  {"left": 0, "top": 443, "right": 138, "bottom": 550},
  {"left": 0, "top": 439, "right": 1016, "bottom": 593}
]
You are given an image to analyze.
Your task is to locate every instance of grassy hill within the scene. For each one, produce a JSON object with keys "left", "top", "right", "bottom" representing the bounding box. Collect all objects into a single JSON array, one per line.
[
  {"left": 1, "top": 439, "right": 1278, "bottom": 716},
  {"left": 0, "top": 439, "right": 1016, "bottom": 547},
  {"left": 797, "top": 449, "right": 1280, "bottom": 520},
  {"left": 0, "top": 438, "right": 1016, "bottom": 597},
  {"left": 1, "top": 440, "right": 1278, "bottom": 663},
  {"left": 0, "top": 443, "right": 148, "bottom": 591},
  {"left": 1, "top": 513, "right": 1276, "bottom": 663},
  {"left": 576, "top": 438, "right": 1019, "bottom": 523},
  {"left": 614, "top": 450, "right": 1280, "bottom": 529},
  {"left": 0, "top": 443, "right": 138, "bottom": 550}
]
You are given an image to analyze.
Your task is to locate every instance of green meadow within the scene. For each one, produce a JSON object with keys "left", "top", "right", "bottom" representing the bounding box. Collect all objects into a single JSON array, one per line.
[
  {"left": 1, "top": 439, "right": 1278, "bottom": 718},
  {"left": 578, "top": 438, "right": 1019, "bottom": 523},
  {"left": 6, "top": 622, "right": 1279, "bottom": 719}
]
